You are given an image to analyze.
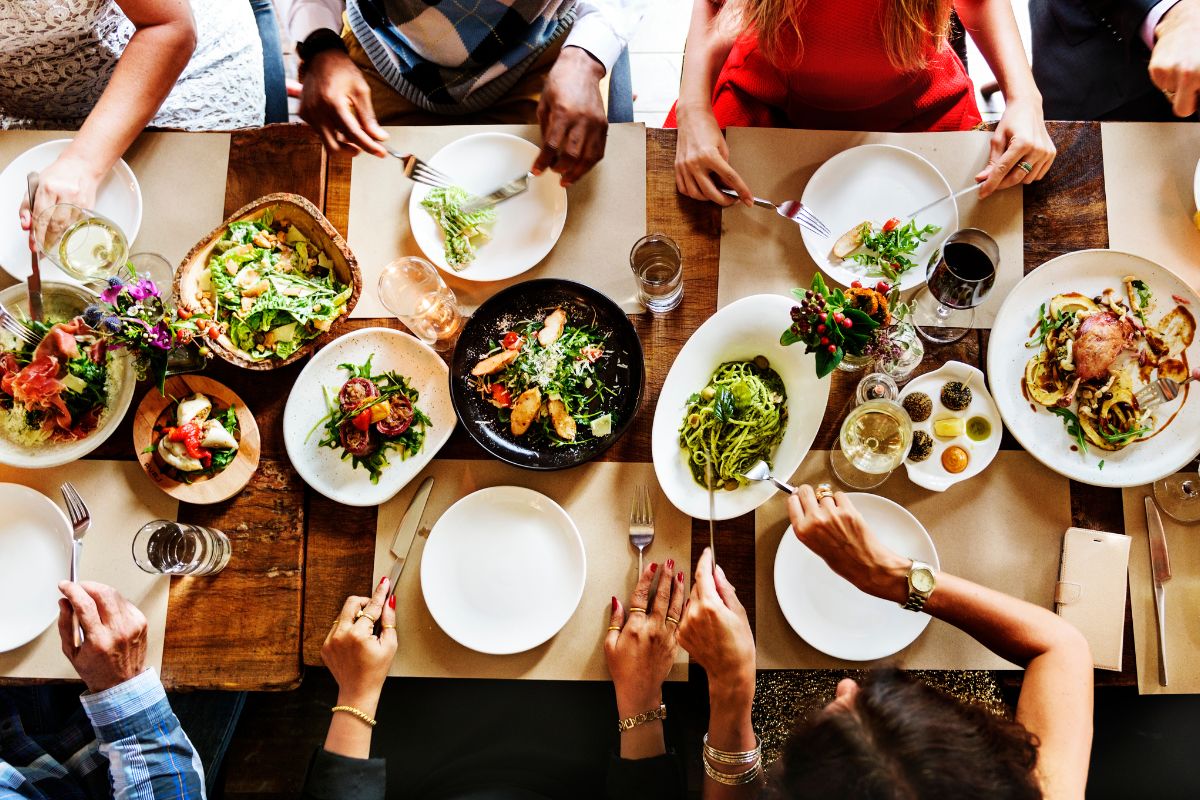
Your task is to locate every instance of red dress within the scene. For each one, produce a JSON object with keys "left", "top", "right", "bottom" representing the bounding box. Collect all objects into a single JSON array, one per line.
[{"left": 665, "top": 0, "right": 982, "bottom": 132}]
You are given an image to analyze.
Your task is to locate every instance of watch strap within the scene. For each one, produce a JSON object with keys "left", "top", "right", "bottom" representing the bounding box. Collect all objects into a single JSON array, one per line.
[
  {"left": 297, "top": 28, "right": 348, "bottom": 65},
  {"left": 902, "top": 560, "right": 935, "bottom": 612}
]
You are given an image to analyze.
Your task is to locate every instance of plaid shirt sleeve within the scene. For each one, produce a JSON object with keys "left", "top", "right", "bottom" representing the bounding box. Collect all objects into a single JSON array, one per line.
[{"left": 79, "top": 669, "right": 206, "bottom": 800}]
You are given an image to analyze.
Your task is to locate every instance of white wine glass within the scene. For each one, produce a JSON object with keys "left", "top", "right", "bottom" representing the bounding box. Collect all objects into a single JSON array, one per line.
[
  {"left": 34, "top": 203, "right": 129, "bottom": 282},
  {"left": 1153, "top": 459, "right": 1200, "bottom": 523},
  {"left": 377, "top": 256, "right": 464, "bottom": 351},
  {"left": 829, "top": 398, "right": 913, "bottom": 490}
]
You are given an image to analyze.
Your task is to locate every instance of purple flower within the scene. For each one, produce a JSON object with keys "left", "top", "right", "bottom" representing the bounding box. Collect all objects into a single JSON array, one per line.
[
  {"left": 127, "top": 278, "right": 160, "bottom": 302},
  {"left": 148, "top": 321, "right": 172, "bottom": 350},
  {"left": 100, "top": 315, "right": 123, "bottom": 334},
  {"left": 82, "top": 304, "right": 104, "bottom": 328},
  {"left": 100, "top": 282, "right": 125, "bottom": 304}
]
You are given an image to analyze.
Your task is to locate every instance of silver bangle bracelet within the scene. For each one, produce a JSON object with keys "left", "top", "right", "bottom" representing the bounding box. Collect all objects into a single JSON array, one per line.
[
  {"left": 703, "top": 732, "right": 763, "bottom": 765},
  {"left": 703, "top": 756, "right": 763, "bottom": 786}
]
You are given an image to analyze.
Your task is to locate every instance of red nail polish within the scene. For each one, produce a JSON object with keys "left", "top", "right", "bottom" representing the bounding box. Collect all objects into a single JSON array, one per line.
[
  {"left": 650, "top": 562, "right": 657, "bottom": 573},
  {"left": 667, "top": 558, "right": 675, "bottom": 570},
  {"left": 378, "top": 576, "right": 385, "bottom": 587},
  {"left": 611, "top": 595, "right": 618, "bottom": 611},
  {"left": 677, "top": 572, "right": 684, "bottom": 583},
  {"left": 388, "top": 595, "right": 396, "bottom": 609}
]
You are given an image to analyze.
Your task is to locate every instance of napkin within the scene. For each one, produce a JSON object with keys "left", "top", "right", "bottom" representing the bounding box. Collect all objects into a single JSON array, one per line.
[
  {"left": 371, "top": 460, "right": 689, "bottom": 681},
  {"left": 0, "top": 461, "right": 176, "bottom": 680}
]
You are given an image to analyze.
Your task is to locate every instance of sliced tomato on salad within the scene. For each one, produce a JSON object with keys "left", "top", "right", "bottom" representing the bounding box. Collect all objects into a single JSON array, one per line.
[
  {"left": 501, "top": 332, "right": 523, "bottom": 350},
  {"left": 882, "top": 217, "right": 901, "bottom": 233},
  {"left": 489, "top": 384, "right": 513, "bottom": 408}
]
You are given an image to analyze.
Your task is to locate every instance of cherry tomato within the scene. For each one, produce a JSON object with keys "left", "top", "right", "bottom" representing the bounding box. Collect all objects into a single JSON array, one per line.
[
  {"left": 502, "top": 332, "right": 523, "bottom": 350},
  {"left": 875, "top": 281, "right": 891, "bottom": 294},
  {"left": 882, "top": 217, "right": 900, "bottom": 233},
  {"left": 851, "top": 280, "right": 862, "bottom": 288},
  {"left": 580, "top": 344, "right": 604, "bottom": 363},
  {"left": 490, "top": 384, "right": 513, "bottom": 408},
  {"left": 351, "top": 409, "right": 373, "bottom": 432}
]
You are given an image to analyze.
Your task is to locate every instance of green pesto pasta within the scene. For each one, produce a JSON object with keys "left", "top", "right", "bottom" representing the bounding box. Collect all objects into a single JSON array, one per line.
[{"left": 679, "top": 359, "right": 788, "bottom": 490}]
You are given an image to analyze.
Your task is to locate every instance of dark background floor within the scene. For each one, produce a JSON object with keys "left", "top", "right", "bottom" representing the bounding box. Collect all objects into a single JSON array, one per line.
[{"left": 212, "top": 670, "right": 1200, "bottom": 799}]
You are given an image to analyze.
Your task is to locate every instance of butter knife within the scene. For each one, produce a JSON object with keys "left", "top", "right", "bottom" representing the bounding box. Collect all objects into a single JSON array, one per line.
[
  {"left": 1145, "top": 496, "right": 1172, "bottom": 686},
  {"left": 903, "top": 182, "right": 982, "bottom": 221},
  {"left": 25, "top": 172, "right": 43, "bottom": 323},
  {"left": 460, "top": 172, "right": 532, "bottom": 214},
  {"left": 386, "top": 476, "right": 435, "bottom": 598}
]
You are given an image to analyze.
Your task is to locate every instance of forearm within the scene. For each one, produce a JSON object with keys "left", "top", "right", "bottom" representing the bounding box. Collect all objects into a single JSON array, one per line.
[
  {"left": 954, "top": 0, "right": 1040, "bottom": 101},
  {"left": 677, "top": 0, "right": 737, "bottom": 113},
  {"left": 702, "top": 683, "right": 760, "bottom": 800},
  {"left": 64, "top": 17, "right": 196, "bottom": 179},
  {"left": 324, "top": 690, "right": 378, "bottom": 759}
]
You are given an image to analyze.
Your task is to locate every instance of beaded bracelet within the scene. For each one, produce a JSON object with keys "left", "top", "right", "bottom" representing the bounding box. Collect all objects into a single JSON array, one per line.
[{"left": 331, "top": 705, "right": 377, "bottom": 728}]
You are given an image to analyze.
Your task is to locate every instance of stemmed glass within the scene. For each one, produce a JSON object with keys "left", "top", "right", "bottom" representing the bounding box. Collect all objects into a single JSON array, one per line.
[
  {"left": 913, "top": 228, "right": 998, "bottom": 344},
  {"left": 377, "top": 257, "right": 464, "bottom": 351},
  {"left": 829, "top": 373, "right": 911, "bottom": 490},
  {"left": 34, "top": 203, "right": 128, "bottom": 282},
  {"left": 1153, "top": 459, "right": 1200, "bottom": 522}
]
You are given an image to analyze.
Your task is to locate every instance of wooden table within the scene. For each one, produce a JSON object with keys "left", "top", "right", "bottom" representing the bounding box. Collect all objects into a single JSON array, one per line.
[{"left": 6, "top": 121, "right": 1132, "bottom": 690}]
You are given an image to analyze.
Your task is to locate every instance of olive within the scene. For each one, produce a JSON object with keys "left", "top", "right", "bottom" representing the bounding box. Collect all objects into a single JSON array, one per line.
[
  {"left": 753, "top": 355, "right": 770, "bottom": 370},
  {"left": 700, "top": 386, "right": 716, "bottom": 401},
  {"left": 724, "top": 479, "right": 739, "bottom": 491}
]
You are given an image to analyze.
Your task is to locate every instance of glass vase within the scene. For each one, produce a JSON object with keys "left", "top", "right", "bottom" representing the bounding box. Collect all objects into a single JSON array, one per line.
[
  {"left": 836, "top": 350, "right": 875, "bottom": 373},
  {"left": 876, "top": 321, "right": 924, "bottom": 383}
]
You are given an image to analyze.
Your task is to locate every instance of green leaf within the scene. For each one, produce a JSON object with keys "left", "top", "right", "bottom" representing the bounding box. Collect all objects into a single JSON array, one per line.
[
  {"left": 713, "top": 386, "right": 735, "bottom": 422},
  {"left": 815, "top": 347, "right": 842, "bottom": 378},
  {"left": 780, "top": 327, "right": 803, "bottom": 346}
]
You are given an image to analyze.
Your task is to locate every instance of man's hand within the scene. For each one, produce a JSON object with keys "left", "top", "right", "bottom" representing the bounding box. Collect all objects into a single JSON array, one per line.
[
  {"left": 534, "top": 46, "right": 608, "bottom": 186},
  {"left": 1151, "top": 0, "right": 1200, "bottom": 117},
  {"left": 299, "top": 49, "right": 389, "bottom": 156},
  {"left": 57, "top": 581, "right": 148, "bottom": 694}
]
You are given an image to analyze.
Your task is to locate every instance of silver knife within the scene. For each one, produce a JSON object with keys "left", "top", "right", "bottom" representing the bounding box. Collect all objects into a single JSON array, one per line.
[
  {"left": 461, "top": 172, "right": 532, "bottom": 214},
  {"left": 705, "top": 461, "right": 716, "bottom": 565},
  {"left": 25, "top": 172, "right": 43, "bottom": 323},
  {"left": 386, "top": 476, "right": 435, "bottom": 598},
  {"left": 903, "top": 182, "right": 982, "bottom": 221},
  {"left": 1145, "top": 496, "right": 1172, "bottom": 686}
]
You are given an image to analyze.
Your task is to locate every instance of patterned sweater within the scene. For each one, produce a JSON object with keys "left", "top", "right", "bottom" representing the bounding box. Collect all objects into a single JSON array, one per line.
[{"left": 348, "top": 0, "right": 577, "bottom": 115}]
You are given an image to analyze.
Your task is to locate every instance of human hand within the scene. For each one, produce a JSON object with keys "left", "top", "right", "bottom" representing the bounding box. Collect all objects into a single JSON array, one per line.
[
  {"left": 974, "top": 96, "right": 1056, "bottom": 198},
  {"left": 57, "top": 581, "right": 148, "bottom": 694},
  {"left": 19, "top": 154, "right": 103, "bottom": 252},
  {"left": 786, "top": 484, "right": 910, "bottom": 603},
  {"left": 1150, "top": 0, "right": 1200, "bottom": 118},
  {"left": 605, "top": 559, "right": 685, "bottom": 717},
  {"left": 321, "top": 576, "right": 398, "bottom": 715},
  {"left": 676, "top": 548, "right": 755, "bottom": 703},
  {"left": 673, "top": 103, "right": 752, "bottom": 207},
  {"left": 298, "top": 49, "right": 388, "bottom": 157},
  {"left": 533, "top": 46, "right": 608, "bottom": 187}
]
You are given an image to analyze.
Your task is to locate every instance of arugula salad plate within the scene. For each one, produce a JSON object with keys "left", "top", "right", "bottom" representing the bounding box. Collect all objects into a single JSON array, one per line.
[
  {"left": 450, "top": 279, "right": 644, "bottom": 470},
  {"left": 408, "top": 133, "right": 568, "bottom": 282},
  {"left": 800, "top": 144, "right": 958, "bottom": 292},
  {"left": 282, "top": 328, "right": 456, "bottom": 506},
  {"left": 987, "top": 249, "right": 1200, "bottom": 488}
]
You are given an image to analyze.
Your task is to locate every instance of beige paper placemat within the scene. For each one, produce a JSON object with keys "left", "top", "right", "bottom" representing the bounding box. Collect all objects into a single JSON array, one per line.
[
  {"left": 1123, "top": 484, "right": 1200, "bottom": 695},
  {"left": 755, "top": 451, "right": 1068, "bottom": 670},
  {"left": 0, "top": 461, "right": 176, "bottom": 679},
  {"left": 719, "top": 128, "right": 1023, "bottom": 327},
  {"left": 0, "top": 130, "right": 230, "bottom": 282},
  {"left": 1102, "top": 123, "right": 1200, "bottom": 289},
  {"left": 373, "top": 460, "right": 689, "bottom": 681},
  {"left": 347, "top": 123, "right": 647, "bottom": 317}
]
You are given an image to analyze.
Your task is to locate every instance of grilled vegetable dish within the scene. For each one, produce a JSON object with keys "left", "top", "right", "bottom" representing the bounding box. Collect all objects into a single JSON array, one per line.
[
  {"left": 147, "top": 392, "right": 240, "bottom": 480},
  {"left": 1024, "top": 277, "right": 1195, "bottom": 455},
  {"left": 309, "top": 356, "right": 430, "bottom": 484},
  {"left": 469, "top": 307, "right": 614, "bottom": 445}
]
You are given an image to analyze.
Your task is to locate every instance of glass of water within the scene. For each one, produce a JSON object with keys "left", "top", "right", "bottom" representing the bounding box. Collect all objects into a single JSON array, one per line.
[
  {"left": 133, "top": 520, "right": 231, "bottom": 576},
  {"left": 630, "top": 233, "right": 683, "bottom": 313},
  {"left": 34, "top": 203, "right": 129, "bottom": 282},
  {"left": 378, "top": 256, "right": 464, "bottom": 351}
]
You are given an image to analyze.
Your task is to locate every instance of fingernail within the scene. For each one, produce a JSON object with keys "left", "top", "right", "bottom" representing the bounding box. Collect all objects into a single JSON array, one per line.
[
  {"left": 388, "top": 595, "right": 396, "bottom": 609},
  {"left": 667, "top": 558, "right": 675, "bottom": 571},
  {"left": 611, "top": 595, "right": 618, "bottom": 611},
  {"left": 378, "top": 576, "right": 387, "bottom": 587},
  {"left": 677, "top": 572, "right": 684, "bottom": 583},
  {"left": 650, "top": 562, "right": 657, "bottom": 573}
]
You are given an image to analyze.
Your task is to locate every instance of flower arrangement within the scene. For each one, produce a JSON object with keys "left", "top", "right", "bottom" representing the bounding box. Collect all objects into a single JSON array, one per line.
[
  {"left": 781, "top": 274, "right": 885, "bottom": 378},
  {"left": 83, "top": 276, "right": 212, "bottom": 391}
]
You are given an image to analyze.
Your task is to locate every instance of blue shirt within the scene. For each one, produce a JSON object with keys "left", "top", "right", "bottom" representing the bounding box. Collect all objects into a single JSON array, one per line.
[{"left": 0, "top": 669, "right": 205, "bottom": 800}]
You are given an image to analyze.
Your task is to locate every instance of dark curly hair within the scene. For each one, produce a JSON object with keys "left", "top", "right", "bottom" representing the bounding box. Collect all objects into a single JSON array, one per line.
[{"left": 766, "top": 669, "right": 1042, "bottom": 800}]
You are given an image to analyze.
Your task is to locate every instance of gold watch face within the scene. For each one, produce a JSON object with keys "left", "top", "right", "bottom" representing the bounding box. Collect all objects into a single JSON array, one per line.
[{"left": 911, "top": 568, "right": 935, "bottom": 593}]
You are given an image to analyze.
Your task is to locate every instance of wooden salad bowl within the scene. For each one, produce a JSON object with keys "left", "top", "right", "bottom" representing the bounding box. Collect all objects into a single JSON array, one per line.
[
  {"left": 133, "top": 375, "right": 261, "bottom": 504},
  {"left": 174, "top": 193, "right": 361, "bottom": 370}
]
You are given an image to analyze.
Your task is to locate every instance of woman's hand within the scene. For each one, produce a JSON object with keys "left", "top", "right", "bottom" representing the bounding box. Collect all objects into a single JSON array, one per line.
[
  {"left": 605, "top": 558, "right": 684, "bottom": 717},
  {"left": 19, "top": 154, "right": 105, "bottom": 251},
  {"left": 321, "top": 576, "right": 398, "bottom": 716},
  {"left": 786, "top": 485, "right": 909, "bottom": 603},
  {"left": 676, "top": 548, "right": 755, "bottom": 704},
  {"left": 674, "top": 102, "right": 752, "bottom": 207},
  {"left": 974, "top": 96, "right": 1056, "bottom": 198}
]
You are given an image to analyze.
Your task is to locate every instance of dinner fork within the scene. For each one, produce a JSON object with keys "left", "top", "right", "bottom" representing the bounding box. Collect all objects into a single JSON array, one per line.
[
  {"left": 719, "top": 189, "right": 832, "bottom": 238},
  {"left": 628, "top": 485, "right": 654, "bottom": 574},
  {"left": 384, "top": 148, "right": 454, "bottom": 189},
  {"left": 0, "top": 302, "right": 39, "bottom": 347},
  {"left": 1136, "top": 373, "right": 1199, "bottom": 411},
  {"left": 60, "top": 482, "right": 91, "bottom": 648}
]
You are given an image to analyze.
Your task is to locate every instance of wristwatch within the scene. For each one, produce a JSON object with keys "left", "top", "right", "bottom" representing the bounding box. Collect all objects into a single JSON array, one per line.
[
  {"left": 297, "top": 28, "right": 348, "bottom": 67},
  {"left": 902, "top": 560, "right": 936, "bottom": 611}
]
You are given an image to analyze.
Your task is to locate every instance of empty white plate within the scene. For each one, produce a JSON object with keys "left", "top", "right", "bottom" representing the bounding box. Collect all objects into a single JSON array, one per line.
[
  {"left": 0, "top": 484, "right": 72, "bottom": 652},
  {"left": 800, "top": 144, "right": 958, "bottom": 292},
  {"left": 0, "top": 139, "right": 142, "bottom": 284},
  {"left": 421, "top": 486, "right": 586, "bottom": 655},
  {"left": 774, "top": 493, "right": 939, "bottom": 661},
  {"left": 408, "top": 133, "right": 568, "bottom": 281}
]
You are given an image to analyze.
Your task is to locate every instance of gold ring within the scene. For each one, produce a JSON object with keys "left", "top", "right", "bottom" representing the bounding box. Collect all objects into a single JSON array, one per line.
[
  {"left": 666, "top": 616, "right": 680, "bottom": 626},
  {"left": 628, "top": 607, "right": 647, "bottom": 614},
  {"left": 354, "top": 609, "right": 378, "bottom": 624},
  {"left": 608, "top": 626, "right": 622, "bottom": 632},
  {"left": 815, "top": 482, "right": 834, "bottom": 502},
  {"left": 1018, "top": 161, "right": 1034, "bottom": 174},
  {"left": 1164, "top": 89, "right": 1177, "bottom": 100},
  {"left": 381, "top": 623, "right": 396, "bottom": 630}
]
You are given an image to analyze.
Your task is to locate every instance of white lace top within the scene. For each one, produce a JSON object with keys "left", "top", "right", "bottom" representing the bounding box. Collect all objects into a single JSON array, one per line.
[{"left": 0, "top": 0, "right": 265, "bottom": 131}]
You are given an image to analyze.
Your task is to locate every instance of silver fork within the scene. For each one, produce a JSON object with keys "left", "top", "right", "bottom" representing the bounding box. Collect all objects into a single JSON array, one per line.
[
  {"left": 720, "top": 188, "right": 831, "bottom": 237},
  {"left": 0, "top": 302, "right": 39, "bottom": 347},
  {"left": 60, "top": 482, "right": 91, "bottom": 647},
  {"left": 629, "top": 485, "right": 655, "bottom": 574},
  {"left": 1137, "top": 374, "right": 1198, "bottom": 411},
  {"left": 384, "top": 148, "right": 454, "bottom": 189}
]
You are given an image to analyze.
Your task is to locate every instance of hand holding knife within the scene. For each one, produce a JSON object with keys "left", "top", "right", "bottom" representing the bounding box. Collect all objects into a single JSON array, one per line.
[{"left": 385, "top": 476, "right": 435, "bottom": 600}]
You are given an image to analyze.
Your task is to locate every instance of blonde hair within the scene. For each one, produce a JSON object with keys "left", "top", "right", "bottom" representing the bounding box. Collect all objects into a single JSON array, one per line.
[{"left": 719, "top": 0, "right": 954, "bottom": 72}]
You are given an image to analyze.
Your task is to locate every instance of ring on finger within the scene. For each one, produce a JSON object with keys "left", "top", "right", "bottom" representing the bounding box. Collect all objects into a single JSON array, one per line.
[
  {"left": 381, "top": 623, "right": 396, "bottom": 630},
  {"left": 815, "top": 482, "right": 835, "bottom": 502},
  {"left": 628, "top": 607, "right": 647, "bottom": 614},
  {"left": 1164, "top": 89, "right": 1177, "bottom": 101},
  {"left": 666, "top": 615, "right": 680, "bottom": 626},
  {"left": 608, "top": 625, "right": 622, "bottom": 632},
  {"left": 354, "top": 609, "right": 378, "bottom": 624},
  {"left": 1018, "top": 161, "right": 1034, "bottom": 174}
]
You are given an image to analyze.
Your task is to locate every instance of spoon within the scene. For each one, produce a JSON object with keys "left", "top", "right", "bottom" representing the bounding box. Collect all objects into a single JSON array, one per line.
[{"left": 741, "top": 460, "right": 797, "bottom": 495}]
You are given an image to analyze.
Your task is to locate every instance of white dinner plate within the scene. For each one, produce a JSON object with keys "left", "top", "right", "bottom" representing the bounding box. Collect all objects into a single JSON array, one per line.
[
  {"left": 408, "top": 133, "right": 568, "bottom": 282},
  {"left": 774, "top": 493, "right": 938, "bottom": 661},
  {"left": 987, "top": 249, "right": 1200, "bottom": 487},
  {"left": 0, "top": 139, "right": 142, "bottom": 284},
  {"left": 0, "top": 484, "right": 72, "bottom": 652},
  {"left": 421, "top": 486, "right": 586, "bottom": 655},
  {"left": 652, "top": 294, "right": 830, "bottom": 520},
  {"left": 1193, "top": 155, "right": 1199, "bottom": 213},
  {"left": 800, "top": 144, "right": 958, "bottom": 292},
  {"left": 282, "top": 328, "right": 457, "bottom": 506}
]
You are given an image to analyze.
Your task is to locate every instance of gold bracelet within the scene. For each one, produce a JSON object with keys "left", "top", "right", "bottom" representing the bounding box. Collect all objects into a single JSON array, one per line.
[
  {"left": 331, "top": 705, "right": 377, "bottom": 728},
  {"left": 703, "top": 757, "right": 763, "bottom": 786},
  {"left": 616, "top": 703, "right": 666, "bottom": 733},
  {"left": 703, "top": 732, "right": 762, "bottom": 765}
]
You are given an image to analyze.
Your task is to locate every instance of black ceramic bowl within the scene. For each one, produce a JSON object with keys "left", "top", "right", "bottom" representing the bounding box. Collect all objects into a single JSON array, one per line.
[{"left": 450, "top": 279, "right": 645, "bottom": 470}]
